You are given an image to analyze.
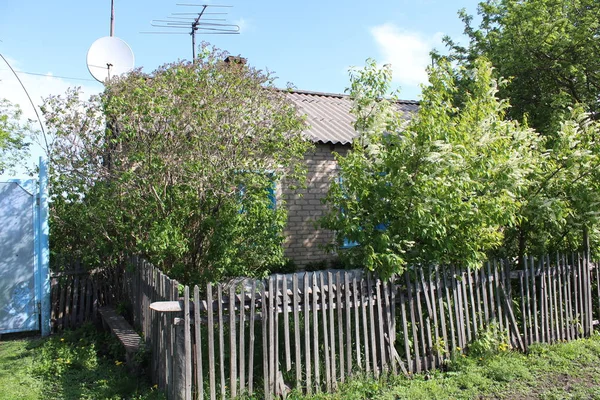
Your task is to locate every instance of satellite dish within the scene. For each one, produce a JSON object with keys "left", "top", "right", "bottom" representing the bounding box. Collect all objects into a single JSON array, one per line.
[{"left": 86, "top": 36, "right": 134, "bottom": 83}]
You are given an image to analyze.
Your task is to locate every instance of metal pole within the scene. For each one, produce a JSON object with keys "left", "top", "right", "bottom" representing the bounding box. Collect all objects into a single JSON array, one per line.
[
  {"left": 110, "top": 0, "right": 115, "bottom": 36},
  {"left": 192, "top": 30, "right": 196, "bottom": 60}
]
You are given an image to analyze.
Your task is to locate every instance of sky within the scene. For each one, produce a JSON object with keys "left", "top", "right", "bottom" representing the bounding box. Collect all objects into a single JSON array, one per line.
[{"left": 0, "top": 0, "right": 482, "bottom": 175}]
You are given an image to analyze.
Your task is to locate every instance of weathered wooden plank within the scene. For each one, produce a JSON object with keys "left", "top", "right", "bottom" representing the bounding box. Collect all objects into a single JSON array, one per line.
[
  {"left": 494, "top": 261, "right": 504, "bottom": 333},
  {"left": 336, "top": 272, "right": 345, "bottom": 382},
  {"left": 304, "top": 273, "right": 312, "bottom": 394},
  {"left": 64, "top": 278, "right": 72, "bottom": 329},
  {"left": 454, "top": 266, "right": 466, "bottom": 349},
  {"left": 184, "top": 286, "right": 192, "bottom": 400},
  {"left": 399, "top": 286, "right": 412, "bottom": 373},
  {"left": 261, "top": 282, "right": 270, "bottom": 400},
  {"left": 218, "top": 284, "right": 226, "bottom": 399},
  {"left": 283, "top": 276, "right": 291, "bottom": 372},
  {"left": 523, "top": 257, "right": 533, "bottom": 345},
  {"left": 583, "top": 253, "right": 593, "bottom": 336},
  {"left": 486, "top": 261, "right": 496, "bottom": 324},
  {"left": 466, "top": 268, "right": 478, "bottom": 335},
  {"left": 194, "top": 286, "right": 204, "bottom": 400},
  {"left": 239, "top": 281, "right": 246, "bottom": 394},
  {"left": 499, "top": 281, "right": 526, "bottom": 352},
  {"left": 414, "top": 269, "right": 428, "bottom": 371},
  {"left": 292, "top": 274, "right": 301, "bottom": 389},
  {"left": 248, "top": 280, "right": 257, "bottom": 394},
  {"left": 344, "top": 272, "right": 352, "bottom": 377},
  {"left": 382, "top": 280, "right": 395, "bottom": 374},
  {"left": 353, "top": 276, "right": 362, "bottom": 371},
  {"left": 460, "top": 267, "right": 472, "bottom": 343},
  {"left": 229, "top": 285, "right": 237, "bottom": 398},
  {"left": 274, "top": 276, "right": 281, "bottom": 398},
  {"left": 442, "top": 267, "right": 456, "bottom": 354},
  {"left": 596, "top": 261, "right": 600, "bottom": 334},
  {"left": 320, "top": 272, "right": 332, "bottom": 392},
  {"left": 480, "top": 265, "right": 489, "bottom": 326},
  {"left": 434, "top": 267, "right": 448, "bottom": 360},
  {"left": 50, "top": 277, "right": 59, "bottom": 332},
  {"left": 327, "top": 271, "right": 337, "bottom": 387},
  {"left": 573, "top": 253, "right": 581, "bottom": 339},
  {"left": 562, "top": 255, "right": 571, "bottom": 342},
  {"left": 518, "top": 268, "right": 527, "bottom": 347},
  {"left": 540, "top": 258, "right": 548, "bottom": 343},
  {"left": 361, "top": 276, "right": 371, "bottom": 373},
  {"left": 367, "top": 273, "right": 379, "bottom": 377},
  {"left": 529, "top": 256, "right": 539, "bottom": 343},
  {"left": 375, "top": 278, "right": 387, "bottom": 374},
  {"left": 312, "top": 273, "right": 320, "bottom": 391},
  {"left": 500, "top": 261, "right": 510, "bottom": 340},
  {"left": 419, "top": 268, "right": 434, "bottom": 370},
  {"left": 551, "top": 256, "right": 561, "bottom": 341},
  {"left": 556, "top": 254, "right": 564, "bottom": 342},
  {"left": 547, "top": 255, "right": 556, "bottom": 342},
  {"left": 268, "top": 277, "right": 275, "bottom": 397},
  {"left": 428, "top": 266, "right": 441, "bottom": 368},
  {"left": 406, "top": 271, "right": 420, "bottom": 373}
]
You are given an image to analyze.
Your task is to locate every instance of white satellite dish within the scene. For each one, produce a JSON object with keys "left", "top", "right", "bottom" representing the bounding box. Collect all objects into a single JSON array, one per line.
[{"left": 86, "top": 36, "right": 134, "bottom": 83}]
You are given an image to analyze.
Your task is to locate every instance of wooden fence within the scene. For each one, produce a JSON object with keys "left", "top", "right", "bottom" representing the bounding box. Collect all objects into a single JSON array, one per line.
[
  {"left": 120, "top": 253, "right": 598, "bottom": 400},
  {"left": 49, "top": 265, "right": 122, "bottom": 332}
]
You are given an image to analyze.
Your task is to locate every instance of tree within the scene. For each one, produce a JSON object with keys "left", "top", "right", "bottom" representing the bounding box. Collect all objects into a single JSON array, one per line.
[
  {"left": 322, "top": 59, "right": 539, "bottom": 278},
  {"left": 438, "top": 0, "right": 600, "bottom": 259},
  {"left": 441, "top": 0, "right": 600, "bottom": 137},
  {"left": 0, "top": 99, "right": 30, "bottom": 174},
  {"left": 44, "top": 46, "right": 312, "bottom": 284}
]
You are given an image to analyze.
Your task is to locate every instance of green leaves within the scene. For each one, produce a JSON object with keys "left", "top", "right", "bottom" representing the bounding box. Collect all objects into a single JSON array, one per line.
[
  {"left": 0, "top": 99, "right": 31, "bottom": 174},
  {"left": 323, "top": 59, "right": 540, "bottom": 278},
  {"left": 45, "top": 46, "right": 312, "bottom": 284}
]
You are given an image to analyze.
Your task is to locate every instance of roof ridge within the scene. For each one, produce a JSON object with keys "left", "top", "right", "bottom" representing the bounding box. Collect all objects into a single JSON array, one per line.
[{"left": 284, "top": 88, "right": 419, "bottom": 104}]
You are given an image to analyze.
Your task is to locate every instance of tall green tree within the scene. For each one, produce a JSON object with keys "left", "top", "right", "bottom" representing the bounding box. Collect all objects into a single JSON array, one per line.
[
  {"left": 0, "top": 99, "right": 30, "bottom": 174},
  {"left": 44, "top": 47, "right": 312, "bottom": 284},
  {"left": 441, "top": 0, "right": 600, "bottom": 137},
  {"left": 322, "top": 59, "right": 539, "bottom": 278},
  {"left": 438, "top": 0, "right": 600, "bottom": 259}
]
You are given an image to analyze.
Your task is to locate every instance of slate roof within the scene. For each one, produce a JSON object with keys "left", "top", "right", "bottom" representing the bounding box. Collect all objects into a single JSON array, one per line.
[{"left": 286, "top": 89, "right": 419, "bottom": 145}]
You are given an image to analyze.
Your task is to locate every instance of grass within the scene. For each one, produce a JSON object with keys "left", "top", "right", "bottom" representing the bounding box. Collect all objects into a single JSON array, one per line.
[
  {"left": 285, "top": 332, "right": 600, "bottom": 400},
  {"left": 3, "top": 324, "right": 600, "bottom": 399},
  {"left": 0, "top": 337, "right": 43, "bottom": 400},
  {"left": 0, "top": 324, "right": 164, "bottom": 400}
]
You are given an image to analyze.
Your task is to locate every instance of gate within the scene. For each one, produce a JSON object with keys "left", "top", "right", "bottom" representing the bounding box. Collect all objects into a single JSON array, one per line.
[{"left": 0, "top": 158, "right": 50, "bottom": 336}]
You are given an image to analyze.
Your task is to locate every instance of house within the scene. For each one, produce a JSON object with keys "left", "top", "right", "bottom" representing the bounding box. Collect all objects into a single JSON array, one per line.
[{"left": 282, "top": 89, "right": 419, "bottom": 267}]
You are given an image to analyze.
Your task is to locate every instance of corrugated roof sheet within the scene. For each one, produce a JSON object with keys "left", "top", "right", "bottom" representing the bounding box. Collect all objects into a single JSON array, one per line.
[{"left": 286, "top": 89, "right": 419, "bottom": 145}]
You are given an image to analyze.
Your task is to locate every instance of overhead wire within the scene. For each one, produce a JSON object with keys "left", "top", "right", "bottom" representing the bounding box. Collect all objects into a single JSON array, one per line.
[
  {"left": 0, "top": 52, "right": 50, "bottom": 152},
  {"left": 0, "top": 68, "right": 97, "bottom": 82}
]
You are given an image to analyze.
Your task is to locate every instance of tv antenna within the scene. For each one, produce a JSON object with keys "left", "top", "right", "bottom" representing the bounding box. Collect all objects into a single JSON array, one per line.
[
  {"left": 86, "top": 0, "right": 135, "bottom": 83},
  {"left": 142, "top": 4, "right": 240, "bottom": 60}
]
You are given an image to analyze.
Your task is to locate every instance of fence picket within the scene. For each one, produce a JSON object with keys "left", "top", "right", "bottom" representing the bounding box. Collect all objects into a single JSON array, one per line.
[
  {"left": 293, "top": 274, "right": 301, "bottom": 388},
  {"left": 336, "top": 272, "right": 345, "bottom": 381},
  {"left": 327, "top": 271, "right": 336, "bottom": 387},
  {"left": 304, "top": 273, "right": 312, "bottom": 394}
]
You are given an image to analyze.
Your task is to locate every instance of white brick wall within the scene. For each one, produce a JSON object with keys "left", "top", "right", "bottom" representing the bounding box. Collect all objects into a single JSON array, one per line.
[{"left": 282, "top": 142, "right": 349, "bottom": 266}]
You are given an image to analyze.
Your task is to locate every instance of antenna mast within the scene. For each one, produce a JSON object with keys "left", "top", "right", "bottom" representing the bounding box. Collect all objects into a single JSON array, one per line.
[
  {"left": 142, "top": 4, "right": 240, "bottom": 60},
  {"left": 110, "top": 0, "right": 115, "bottom": 37}
]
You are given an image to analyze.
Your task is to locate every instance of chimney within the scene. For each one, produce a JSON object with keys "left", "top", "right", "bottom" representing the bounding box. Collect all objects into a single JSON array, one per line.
[{"left": 224, "top": 55, "right": 247, "bottom": 65}]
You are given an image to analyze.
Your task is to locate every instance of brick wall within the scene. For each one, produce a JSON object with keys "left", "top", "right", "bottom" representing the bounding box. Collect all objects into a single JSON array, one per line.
[{"left": 282, "top": 142, "right": 349, "bottom": 266}]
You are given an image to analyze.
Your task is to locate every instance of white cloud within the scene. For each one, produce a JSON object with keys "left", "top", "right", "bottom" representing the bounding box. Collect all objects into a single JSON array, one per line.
[
  {"left": 370, "top": 23, "right": 443, "bottom": 89},
  {"left": 0, "top": 57, "right": 102, "bottom": 176}
]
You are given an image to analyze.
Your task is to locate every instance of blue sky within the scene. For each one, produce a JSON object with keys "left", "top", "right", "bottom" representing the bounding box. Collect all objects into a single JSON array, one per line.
[{"left": 0, "top": 0, "right": 481, "bottom": 174}]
